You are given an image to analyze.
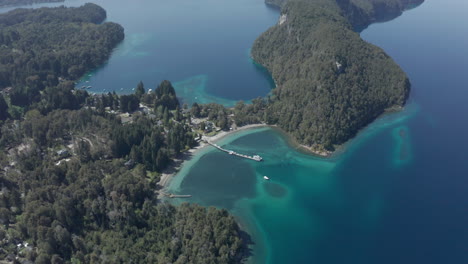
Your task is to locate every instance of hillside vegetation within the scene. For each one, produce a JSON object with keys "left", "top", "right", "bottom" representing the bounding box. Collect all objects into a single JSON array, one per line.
[
  {"left": 253, "top": 0, "right": 423, "bottom": 151},
  {"left": 0, "top": 0, "right": 63, "bottom": 7},
  {"left": 0, "top": 3, "right": 124, "bottom": 110},
  {"left": 337, "top": 0, "right": 424, "bottom": 31},
  {"left": 0, "top": 80, "right": 249, "bottom": 263}
]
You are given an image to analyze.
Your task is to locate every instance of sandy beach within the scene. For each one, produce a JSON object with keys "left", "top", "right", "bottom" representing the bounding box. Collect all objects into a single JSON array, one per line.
[{"left": 157, "top": 123, "right": 269, "bottom": 190}]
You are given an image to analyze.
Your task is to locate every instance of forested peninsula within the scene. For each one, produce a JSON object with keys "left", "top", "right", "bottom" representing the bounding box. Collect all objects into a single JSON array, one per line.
[
  {"left": 0, "top": 5, "right": 248, "bottom": 264},
  {"left": 0, "top": 3, "right": 124, "bottom": 113},
  {"left": 251, "top": 0, "right": 424, "bottom": 152},
  {"left": 0, "top": 0, "right": 63, "bottom": 8}
]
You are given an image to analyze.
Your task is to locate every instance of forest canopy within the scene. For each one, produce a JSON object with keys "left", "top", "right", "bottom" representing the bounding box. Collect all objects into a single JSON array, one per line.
[
  {"left": 0, "top": 81, "right": 249, "bottom": 263},
  {"left": 0, "top": 0, "right": 64, "bottom": 8},
  {"left": 252, "top": 0, "right": 421, "bottom": 150},
  {"left": 0, "top": 3, "right": 124, "bottom": 110}
]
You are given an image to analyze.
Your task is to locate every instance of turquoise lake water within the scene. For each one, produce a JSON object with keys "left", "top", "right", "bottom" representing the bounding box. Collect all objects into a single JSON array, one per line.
[
  {"left": 3, "top": 0, "right": 467, "bottom": 263},
  {"left": 167, "top": 0, "right": 468, "bottom": 263}
]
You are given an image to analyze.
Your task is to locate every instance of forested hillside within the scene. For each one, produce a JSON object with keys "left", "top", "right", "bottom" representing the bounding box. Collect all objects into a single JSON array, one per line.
[
  {"left": 0, "top": 80, "right": 248, "bottom": 263},
  {"left": 252, "top": 0, "right": 422, "bottom": 151},
  {"left": 0, "top": 0, "right": 63, "bottom": 7},
  {"left": 337, "top": 0, "right": 424, "bottom": 31},
  {"left": 0, "top": 3, "right": 124, "bottom": 111}
]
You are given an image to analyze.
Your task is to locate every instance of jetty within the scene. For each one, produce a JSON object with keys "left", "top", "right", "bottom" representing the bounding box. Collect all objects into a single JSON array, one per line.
[
  {"left": 161, "top": 192, "right": 192, "bottom": 198},
  {"left": 205, "top": 140, "right": 263, "bottom": 161}
]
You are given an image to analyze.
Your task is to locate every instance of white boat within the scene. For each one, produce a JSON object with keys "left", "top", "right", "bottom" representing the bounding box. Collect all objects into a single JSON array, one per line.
[
  {"left": 263, "top": 176, "right": 270, "bottom": 180},
  {"left": 253, "top": 155, "right": 263, "bottom": 161}
]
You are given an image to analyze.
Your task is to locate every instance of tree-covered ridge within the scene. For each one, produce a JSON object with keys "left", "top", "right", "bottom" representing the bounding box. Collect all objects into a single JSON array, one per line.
[
  {"left": 0, "top": 0, "right": 63, "bottom": 8},
  {"left": 337, "top": 0, "right": 425, "bottom": 31},
  {"left": 0, "top": 3, "right": 105, "bottom": 25},
  {"left": 252, "top": 0, "right": 421, "bottom": 151},
  {"left": 265, "top": 0, "right": 425, "bottom": 32},
  {"left": 0, "top": 3, "right": 124, "bottom": 109}
]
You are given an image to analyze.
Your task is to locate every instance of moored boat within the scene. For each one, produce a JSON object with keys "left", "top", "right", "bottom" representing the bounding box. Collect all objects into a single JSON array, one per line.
[{"left": 253, "top": 155, "right": 263, "bottom": 161}]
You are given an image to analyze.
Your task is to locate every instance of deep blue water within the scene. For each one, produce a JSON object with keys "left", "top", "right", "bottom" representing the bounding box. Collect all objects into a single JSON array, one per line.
[
  {"left": 0, "top": 0, "right": 278, "bottom": 106},
  {"left": 168, "top": 1, "right": 468, "bottom": 263},
  {"left": 359, "top": 1, "right": 468, "bottom": 262}
]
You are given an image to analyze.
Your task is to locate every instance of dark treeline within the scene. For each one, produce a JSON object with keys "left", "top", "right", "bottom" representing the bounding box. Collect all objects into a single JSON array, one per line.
[
  {"left": 251, "top": 0, "right": 419, "bottom": 151},
  {"left": 0, "top": 3, "right": 124, "bottom": 113},
  {"left": 0, "top": 0, "right": 64, "bottom": 8}
]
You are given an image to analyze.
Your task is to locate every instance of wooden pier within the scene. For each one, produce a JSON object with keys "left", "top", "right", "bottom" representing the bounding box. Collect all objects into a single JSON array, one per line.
[
  {"left": 205, "top": 140, "right": 263, "bottom": 161},
  {"left": 161, "top": 192, "right": 192, "bottom": 198}
]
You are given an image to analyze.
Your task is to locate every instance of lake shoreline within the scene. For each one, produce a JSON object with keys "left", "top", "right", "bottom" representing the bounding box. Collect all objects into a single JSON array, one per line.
[
  {"left": 279, "top": 104, "right": 409, "bottom": 159},
  {"left": 158, "top": 104, "right": 410, "bottom": 194},
  {"left": 157, "top": 123, "right": 270, "bottom": 192}
]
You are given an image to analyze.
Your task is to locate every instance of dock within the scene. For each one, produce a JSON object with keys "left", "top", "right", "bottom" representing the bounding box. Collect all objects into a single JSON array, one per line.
[
  {"left": 205, "top": 140, "right": 263, "bottom": 161},
  {"left": 161, "top": 192, "right": 192, "bottom": 198}
]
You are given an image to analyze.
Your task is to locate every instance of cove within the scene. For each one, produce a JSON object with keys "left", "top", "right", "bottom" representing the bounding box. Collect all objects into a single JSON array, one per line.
[
  {"left": 0, "top": 0, "right": 278, "bottom": 106},
  {"left": 167, "top": 0, "right": 468, "bottom": 263}
]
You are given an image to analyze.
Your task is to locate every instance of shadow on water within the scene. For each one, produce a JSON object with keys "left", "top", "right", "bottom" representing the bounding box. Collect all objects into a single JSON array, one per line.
[
  {"left": 238, "top": 229, "right": 255, "bottom": 263},
  {"left": 262, "top": 182, "right": 287, "bottom": 198},
  {"left": 265, "top": 2, "right": 282, "bottom": 11},
  {"left": 251, "top": 59, "right": 276, "bottom": 91}
]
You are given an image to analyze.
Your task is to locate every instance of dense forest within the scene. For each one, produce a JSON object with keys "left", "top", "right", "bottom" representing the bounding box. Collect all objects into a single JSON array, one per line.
[
  {"left": 0, "top": 5, "right": 248, "bottom": 263},
  {"left": 0, "top": 80, "right": 248, "bottom": 263},
  {"left": 0, "top": 3, "right": 124, "bottom": 113},
  {"left": 266, "top": 0, "right": 424, "bottom": 30},
  {"left": 337, "top": 0, "right": 425, "bottom": 31},
  {"left": 0, "top": 0, "right": 63, "bottom": 8},
  {"left": 252, "top": 0, "right": 423, "bottom": 151}
]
